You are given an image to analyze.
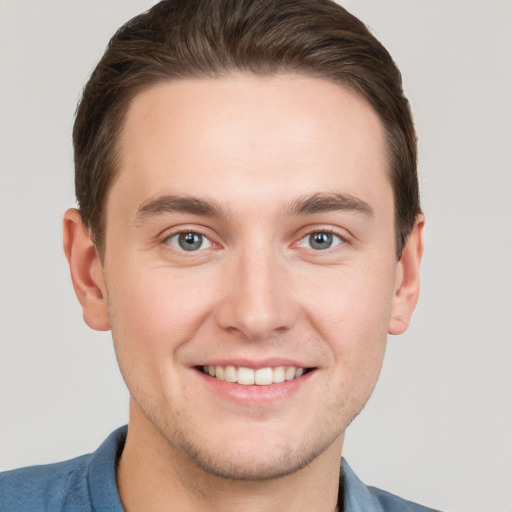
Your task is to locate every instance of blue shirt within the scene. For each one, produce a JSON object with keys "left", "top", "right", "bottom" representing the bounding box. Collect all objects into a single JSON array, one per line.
[{"left": 0, "top": 426, "right": 440, "bottom": 511}]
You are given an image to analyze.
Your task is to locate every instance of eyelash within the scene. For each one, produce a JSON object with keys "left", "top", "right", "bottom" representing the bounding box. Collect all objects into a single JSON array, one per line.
[
  {"left": 162, "top": 227, "right": 347, "bottom": 254},
  {"left": 163, "top": 229, "right": 215, "bottom": 252},
  {"left": 296, "top": 229, "right": 345, "bottom": 251}
]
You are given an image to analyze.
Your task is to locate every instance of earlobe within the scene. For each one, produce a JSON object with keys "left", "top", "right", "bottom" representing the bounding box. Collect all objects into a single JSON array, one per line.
[
  {"left": 63, "top": 208, "right": 110, "bottom": 331},
  {"left": 388, "top": 215, "right": 425, "bottom": 335}
]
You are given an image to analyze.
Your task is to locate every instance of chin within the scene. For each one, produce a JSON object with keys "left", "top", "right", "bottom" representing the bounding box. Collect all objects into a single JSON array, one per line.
[{"left": 170, "top": 426, "right": 341, "bottom": 482}]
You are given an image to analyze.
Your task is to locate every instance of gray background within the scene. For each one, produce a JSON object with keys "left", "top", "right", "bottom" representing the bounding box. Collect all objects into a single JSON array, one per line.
[{"left": 1, "top": 1, "right": 511, "bottom": 511}]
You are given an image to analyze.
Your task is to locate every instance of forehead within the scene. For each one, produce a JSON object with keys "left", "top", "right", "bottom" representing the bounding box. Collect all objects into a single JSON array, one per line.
[{"left": 111, "top": 74, "right": 390, "bottom": 217}]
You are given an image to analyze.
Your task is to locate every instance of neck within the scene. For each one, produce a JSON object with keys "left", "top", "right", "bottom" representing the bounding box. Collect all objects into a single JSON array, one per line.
[{"left": 117, "top": 400, "right": 343, "bottom": 512}]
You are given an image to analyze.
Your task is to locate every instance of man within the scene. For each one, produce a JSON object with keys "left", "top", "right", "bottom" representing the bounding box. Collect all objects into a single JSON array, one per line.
[{"left": 0, "top": 1, "right": 436, "bottom": 510}]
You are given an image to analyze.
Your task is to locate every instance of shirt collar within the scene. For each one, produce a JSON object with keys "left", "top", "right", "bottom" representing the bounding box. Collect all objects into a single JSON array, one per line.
[{"left": 341, "top": 458, "right": 384, "bottom": 512}]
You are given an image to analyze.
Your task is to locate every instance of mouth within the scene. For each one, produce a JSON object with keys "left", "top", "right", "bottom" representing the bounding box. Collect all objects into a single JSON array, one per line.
[{"left": 197, "top": 365, "right": 314, "bottom": 386}]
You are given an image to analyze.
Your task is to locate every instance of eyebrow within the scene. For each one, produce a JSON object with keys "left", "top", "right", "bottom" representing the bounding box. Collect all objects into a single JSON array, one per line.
[
  {"left": 135, "top": 195, "right": 224, "bottom": 224},
  {"left": 135, "top": 191, "right": 373, "bottom": 225},
  {"left": 287, "top": 192, "right": 374, "bottom": 217}
]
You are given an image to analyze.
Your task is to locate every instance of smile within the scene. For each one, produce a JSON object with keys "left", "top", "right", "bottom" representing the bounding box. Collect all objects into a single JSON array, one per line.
[{"left": 199, "top": 365, "right": 310, "bottom": 386}]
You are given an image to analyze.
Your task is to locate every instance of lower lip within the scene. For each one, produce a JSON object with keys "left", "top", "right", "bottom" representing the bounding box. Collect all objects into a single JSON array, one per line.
[{"left": 195, "top": 369, "right": 315, "bottom": 404}]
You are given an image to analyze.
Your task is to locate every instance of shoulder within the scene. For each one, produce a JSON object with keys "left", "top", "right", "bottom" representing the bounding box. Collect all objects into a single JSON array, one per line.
[
  {"left": 341, "top": 459, "right": 441, "bottom": 512},
  {"left": 367, "top": 486, "right": 442, "bottom": 512},
  {"left": 0, "top": 426, "right": 127, "bottom": 512},
  {"left": 0, "top": 454, "right": 93, "bottom": 511}
]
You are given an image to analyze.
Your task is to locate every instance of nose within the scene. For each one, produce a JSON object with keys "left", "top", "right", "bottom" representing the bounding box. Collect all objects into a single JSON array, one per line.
[{"left": 214, "top": 247, "right": 299, "bottom": 342}]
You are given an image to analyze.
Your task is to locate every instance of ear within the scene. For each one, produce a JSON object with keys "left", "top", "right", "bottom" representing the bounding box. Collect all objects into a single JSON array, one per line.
[
  {"left": 388, "top": 215, "right": 425, "bottom": 335},
  {"left": 63, "top": 208, "right": 110, "bottom": 331}
]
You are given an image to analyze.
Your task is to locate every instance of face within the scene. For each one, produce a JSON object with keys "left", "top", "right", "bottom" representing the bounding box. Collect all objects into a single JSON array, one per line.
[{"left": 94, "top": 74, "right": 411, "bottom": 480}]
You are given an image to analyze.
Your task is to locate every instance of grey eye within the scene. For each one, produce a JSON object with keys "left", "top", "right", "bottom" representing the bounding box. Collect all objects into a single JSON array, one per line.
[
  {"left": 166, "top": 232, "right": 211, "bottom": 251},
  {"left": 300, "top": 231, "right": 342, "bottom": 250}
]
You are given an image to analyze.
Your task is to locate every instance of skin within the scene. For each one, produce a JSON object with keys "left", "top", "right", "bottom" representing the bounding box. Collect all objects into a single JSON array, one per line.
[{"left": 64, "top": 74, "right": 424, "bottom": 512}]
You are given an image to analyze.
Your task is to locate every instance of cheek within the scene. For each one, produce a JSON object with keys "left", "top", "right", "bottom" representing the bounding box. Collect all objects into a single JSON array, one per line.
[
  {"left": 105, "top": 269, "right": 216, "bottom": 410},
  {"left": 302, "top": 264, "right": 395, "bottom": 366},
  {"left": 106, "top": 267, "right": 215, "bottom": 364},
  {"left": 313, "top": 276, "right": 391, "bottom": 409},
  {"left": 307, "top": 262, "right": 395, "bottom": 326}
]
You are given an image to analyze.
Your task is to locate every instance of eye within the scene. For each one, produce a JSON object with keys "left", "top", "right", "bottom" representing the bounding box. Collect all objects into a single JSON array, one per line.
[
  {"left": 299, "top": 231, "right": 343, "bottom": 251},
  {"left": 165, "top": 232, "right": 212, "bottom": 252}
]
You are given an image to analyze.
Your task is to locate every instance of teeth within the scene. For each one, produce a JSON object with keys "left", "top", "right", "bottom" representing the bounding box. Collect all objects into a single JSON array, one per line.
[
  {"left": 237, "top": 367, "right": 255, "bottom": 385},
  {"left": 224, "top": 365, "right": 237, "bottom": 383},
  {"left": 272, "top": 366, "right": 285, "bottom": 383},
  {"left": 285, "top": 366, "right": 296, "bottom": 381},
  {"left": 202, "top": 365, "right": 308, "bottom": 386},
  {"left": 255, "top": 367, "right": 272, "bottom": 385}
]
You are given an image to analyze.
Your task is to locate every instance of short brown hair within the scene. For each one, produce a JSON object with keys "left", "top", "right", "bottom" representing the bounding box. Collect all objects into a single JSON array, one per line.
[{"left": 73, "top": 0, "right": 420, "bottom": 259}]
